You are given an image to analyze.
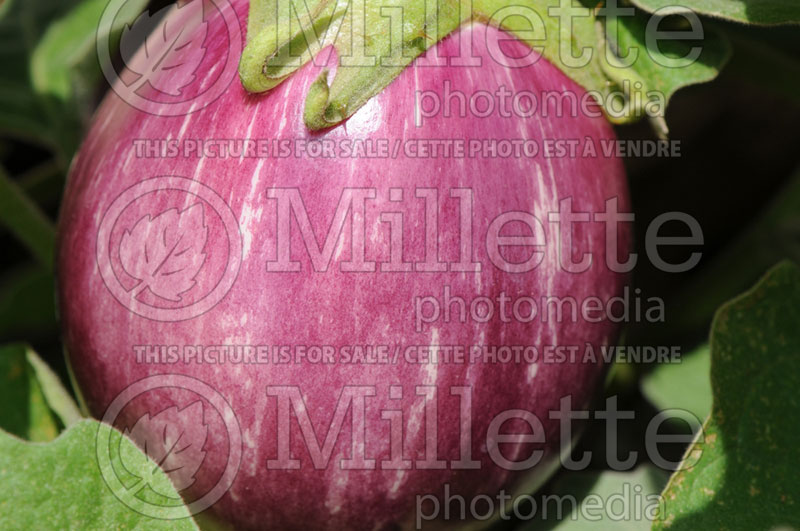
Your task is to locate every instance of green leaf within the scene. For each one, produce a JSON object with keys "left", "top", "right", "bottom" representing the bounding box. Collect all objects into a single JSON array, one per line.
[
  {"left": 31, "top": 0, "right": 149, "bottom": 104},
  {"left": 0, "top": 0, "right": 146, "bottom": 160},
  {"left": 0, "top": 420, "right": 198, "bottom": 529},
  {"left": 603, "top": 10, "right": 731, "bottom": 134},
  {"left": 0, "top": 0, "right": 84, "bottom": 156},
  {"left": 0, "top": 341, "right": 79, "bottom": 442},
  {"left": 654, "top": 261, "right": 800, "bottom": 530},
  {"left": 0, "top": 165, "right": 56, "bottom": 271},
  {"left": 525, "top": 466, "right": 669, "bottom": 529},
  {"left": 628, "top": 0, "right": 800, "bottom": 26},
  {"left": 641, "top": 345, "right": 712, "bottom": 424},
  {"left": 0, "top": 344, "right": 61, "bottom": 442},
  {"left": 24, "top": 346, "right": 83, "bottom": 428}
]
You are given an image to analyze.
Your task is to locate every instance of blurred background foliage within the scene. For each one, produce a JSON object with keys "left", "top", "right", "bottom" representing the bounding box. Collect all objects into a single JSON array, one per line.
[{"left": 0, "top": 0, "right": 798, "bottom": 528}]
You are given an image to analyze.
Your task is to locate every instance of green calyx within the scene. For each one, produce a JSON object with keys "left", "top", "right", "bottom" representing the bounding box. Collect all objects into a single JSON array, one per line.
[
  {"left": 239, "top": 0, "right": 463, "bottom": 130},
  {"left": 239, "top": 0, "right": 731, "bottom": 132}
]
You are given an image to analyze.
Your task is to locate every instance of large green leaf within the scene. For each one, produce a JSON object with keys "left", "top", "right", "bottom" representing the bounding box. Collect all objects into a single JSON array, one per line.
[
  {"left": 0, "top": 420, "right": 199, "bottom": 529},
  {"left": 629, "top": 0, "right": 800, "bottom": 26},
  {"left": 641, "top": 345, "right": 712, "bottom": 424},
  {"left": 654, "top": 261, "right": 800, "bottom": 529}
]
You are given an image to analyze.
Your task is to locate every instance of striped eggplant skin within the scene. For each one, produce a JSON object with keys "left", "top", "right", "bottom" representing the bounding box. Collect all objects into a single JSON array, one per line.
[{"left": 57, "top": 1, "right": 630, "bottom": 529}]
